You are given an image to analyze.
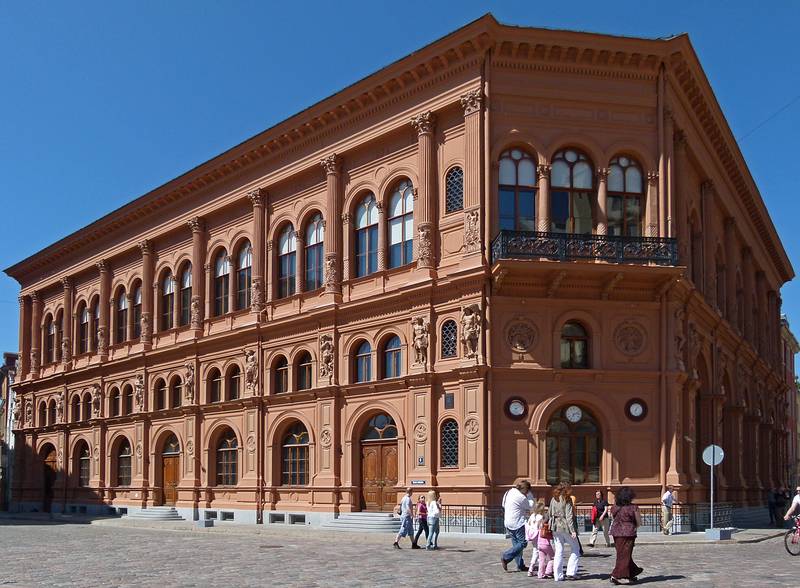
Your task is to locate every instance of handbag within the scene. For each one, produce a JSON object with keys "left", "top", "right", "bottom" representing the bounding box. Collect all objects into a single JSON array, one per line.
[{"left": 540, "top": 521, "right": 553, "bottom": 540}]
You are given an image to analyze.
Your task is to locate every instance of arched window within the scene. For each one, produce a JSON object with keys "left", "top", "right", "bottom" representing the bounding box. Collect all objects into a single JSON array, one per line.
[
  {"left": 227, "top": 365, "right": 241, "bottom": 401},
  {"left": 305, "top": 214, "right": 325, "bottom": 291},
  {"left": 498, "top": 149, "right": 537, "bottom": 231},
  {"left": 236, "top": 241, "right": 252, "bottom": 309},
  {"left": 45, "top": 315, "right": 55, "bottom": 364},
  {"left": 38, "top": 402, "right": 46, "bottom": 427},
  {"left": 115, "top": 289, "right": 128, "bottom": 344},
  {"left": 123, "top": 385, "right": 133, "bottom": 415},
  {"left": 441, "top": 320, "right": 458, "bottom": 359},
  {"left": 361, "top": 413, "right": 398, "bottom": 440},
  {"left": 79, "top": 303, "right": 89, "bottom": 354},
  {"left": 109, "top": 388, "right": 120, "bottom": 417},
  {"left": 551, "top": 148, "right": 594, "bottom": 235},
  {"left": 296, "top": 352, "right": 312, "bottom": 391},
  {"left": 55, "top": 311, "right": 63, "bottom": 362},
  {"left": 170, "top": 378, "right": 182, "bottom": 409},
  {"left": 440, "top": 419, "right": 459, "bottom": 468},
  {"left": 161, "top": 271, "right": 175, "bottom": 331},
  {"left": 155, "top": 379, "right": 167, "bottom": 410},
  {"left": 560, "top": 321, "right": 589, "bottom": 369},
  {"left": 180, "top": 264, "right": 192, "bottom": 326},
  {"left": 132, "top": 284, "right": 142, "bottom": 339},
  {"left": 274, "top": 356, "right": 289, "bottom": 394},
  {"left": 47, "top": 399, "right": 56, "bottom": 425},
  {"left": 82, "top": 394, "right": 91, "bottom": 422},
  {"left": 546, "top": 405, "right": 601, "bottom": 485},
  {"left": 278, "top": 226, "right": 297, "bottom": 298},
  {"left": 117, "top": 439, "right": 132, "bottom": 486},
  {"left": 388, "top": 180, "right": 414, "bottom": 268},
  {"left": 607, "top": 156, "right": 643, "bottom": 237},
  {"left": 163, "top": 434, "right": 180, "bottom": 455},
  {"left": 208, "top": 369, "right": 222, "bottom": 403},
  {"left": 214, "top": 251, "right": 230, "bottom": 316},
  {"left": 215, "top": 430, "right": 238, "bottom": 486},
  {"left": 355, "top": 194, "right": 379, "bottom": 277},
  {"left": 445, "top": 166, "right": 464, "bottom": 213},
  {"left": 382, "top": 335, "right": 401, "bottom": 379},
  {"left": 282, "top": 422, "right": 310, "bottom": 486},
  {"left": 71, "top": 395, "right": 80, "bottom": 423},
  {"left": 77, "top": 442, "right": 90, "bottom": 487},
  {"left": 92, "top": 300, "right": 100, "bottom": 352},
  {"left": 354, "top": 341, "right": 372, "bottom": 383}
]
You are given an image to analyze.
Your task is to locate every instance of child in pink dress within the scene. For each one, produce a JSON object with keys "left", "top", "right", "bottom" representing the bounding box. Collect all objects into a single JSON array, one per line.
[{"left": 526, "top": 500, "right": 555, "bottom": 578}]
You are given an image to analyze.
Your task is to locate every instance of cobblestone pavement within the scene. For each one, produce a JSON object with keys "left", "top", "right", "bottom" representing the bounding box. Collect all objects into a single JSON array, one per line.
[{"left": 0, "top": 521, "right": 796, "bottom": 587}]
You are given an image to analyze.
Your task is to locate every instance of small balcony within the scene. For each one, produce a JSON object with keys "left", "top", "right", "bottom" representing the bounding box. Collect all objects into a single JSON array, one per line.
[{"left": 491, "top": 230, "right": 678, "bottom": 266}]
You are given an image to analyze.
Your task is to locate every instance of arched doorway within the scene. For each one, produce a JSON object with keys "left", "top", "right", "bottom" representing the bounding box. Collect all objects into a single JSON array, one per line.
[
  {"left": 360, "top": 413, "right": 398, "bottom": 511},
  {"left": 41, "top": 445, "right": 57, "bottom": 512},
  {"left": 546, "top": 405, "right": 601, "bottom": 485},
  {"left": 160, "top": 434, "right": 180, "bottom": 506}
]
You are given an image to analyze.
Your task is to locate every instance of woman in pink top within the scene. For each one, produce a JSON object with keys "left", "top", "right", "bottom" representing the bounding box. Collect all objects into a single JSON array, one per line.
[{"left": 412, "top": 495, "right": 429, "bottom": 549}]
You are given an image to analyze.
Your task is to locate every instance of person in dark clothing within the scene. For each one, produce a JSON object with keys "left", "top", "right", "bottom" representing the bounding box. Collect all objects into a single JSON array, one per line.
[
  {"left": 767, "top": 488, "right": 777, "bottom": 527},
  {"left": 774, "top": 486, "right": 788, "bottom": 528},
  {"left": 609, "top": 486, "right": 643, "bottom": 585},
  {"left": 411, "top": 494, "right": 429, "bottom": 548}
]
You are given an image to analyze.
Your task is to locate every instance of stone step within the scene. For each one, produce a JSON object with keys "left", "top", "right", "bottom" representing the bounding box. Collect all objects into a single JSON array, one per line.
[
  {"left": 126, "top": 507, "right": 185, "bottom": 521},
  {"left": 322, "top": 511, "right": 401, "bottom": 533}
]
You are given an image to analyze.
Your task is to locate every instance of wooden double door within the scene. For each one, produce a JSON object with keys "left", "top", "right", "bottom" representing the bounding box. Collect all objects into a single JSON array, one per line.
[
  {"left": 42, "top": 448, "right": 57, "bottom": 513},
  {"left": 361, "top": 442, "right": 398, "bottom": 511},
  {"left": 161, "top": 456, "right": 179, "bottom": 506}
]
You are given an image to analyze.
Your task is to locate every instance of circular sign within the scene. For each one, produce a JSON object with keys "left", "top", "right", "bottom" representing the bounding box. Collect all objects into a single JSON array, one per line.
[
  {"left": 505, "top": 397, "right": 527, "bottom": 420},
  {"left": 702, "top": 444, "right": 724, "bottom": 466}
]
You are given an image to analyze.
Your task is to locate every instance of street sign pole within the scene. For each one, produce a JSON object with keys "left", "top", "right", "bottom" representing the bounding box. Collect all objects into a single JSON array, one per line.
[
  {"left": 710, "top": 445, "right": 714, "bottom": 530},
  {"left": 702, "top": 444, "right": 727, "bottom": 540}
]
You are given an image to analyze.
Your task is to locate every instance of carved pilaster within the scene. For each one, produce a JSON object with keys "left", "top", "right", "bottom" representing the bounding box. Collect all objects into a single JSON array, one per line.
[
  {"left": 410, "top": 111, "right": 436, "bottom": 135},
  {"left": 459, "top": 89, "right": 484, "bottom": 116},
  {"left": 320, "top": 153, "right": 341, "bottom": 175}
]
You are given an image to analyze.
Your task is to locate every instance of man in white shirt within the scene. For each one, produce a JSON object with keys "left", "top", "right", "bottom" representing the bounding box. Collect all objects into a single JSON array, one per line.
[
  {"left": 393, "top": 488, "right": 414, "bottom": 548},
  {"left": 501, "top": 480, "right": 532, "bottom": 572},
  {"left": 784, "top": 486, "right": 800, "bottom": 522},
  {"left": 661, "top": 486, "right": 675, "bottom": 535}
]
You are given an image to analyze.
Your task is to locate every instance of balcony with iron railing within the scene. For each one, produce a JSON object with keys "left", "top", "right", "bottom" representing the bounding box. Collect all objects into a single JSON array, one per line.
[{"left": 491, "top": 230, "right": 679, "bottom": 266}]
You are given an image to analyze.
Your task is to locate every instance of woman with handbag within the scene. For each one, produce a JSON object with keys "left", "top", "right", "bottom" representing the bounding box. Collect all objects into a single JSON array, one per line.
[
  {"left": 526, "top": 500, "right": 555, "bottom": 578},
  {"left": 549, "top": 483, "right": 581, "bottom": 581},
  {"left": 609, "top": 486, "right": 644, "bottom": 584}
]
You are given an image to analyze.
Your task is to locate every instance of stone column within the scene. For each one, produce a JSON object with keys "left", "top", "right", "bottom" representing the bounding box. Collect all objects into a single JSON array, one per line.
[
  {"left": 139, "top": 240, "right": 154, "bottom": 346},
  {"left": 246, "top": 190, "right": 265, "bottom": 315},
  {"left": 264, "top": 242, "right": 274, "bottom": 305},
  {"left": 97, "top": 260, "right": 110, "bottom": 358},
  {"left": 537, "top": 164, "right": 551, "bottom": 232},
  {"left": 340, "top": 214, "right": 351, "bottom": 282},
  {"left": 320, "top": 154, "right": 342, "bottom": 294},
  {"left": 460, "top": 90, "right": 484, "bottom": 256},
  {"left": 724, "top": 218, "right": 737, "bottom": 324},
  {"left": 188, "top": 217, "right": 206, "bottom": 332},
  {"left": 646, "top": 172, "right": 659, "bottom": 238},
  {"left": 756, "top": 272, "right": 767, "bottom": 354},
  {"left": 673, "top": 130, "right": 688, "bottom": 252},
  {"left": 226, "top": 254, "right": 236, "bottom": 313},
  {"left": 665, "top": 111, "right": 675, "bottom": 238},
  {"left": 30, "top": 291, "right": 42, "bottom": 377},
  {"left": 203, "top": 262, "right": 213, "bottom": 320},
  {"left": 127, "top": 291, "right": 136, "bottom": 341},
  {"left": 742, "top": 248, "right": 754, "bottom": 343},
  {"left": 410, "top": 111, "right": 436, "bottom": 272},
  {"left": 701, "top": 180, "right": 716, "bottom": 302},
  {"left": 376, "top": 203, "right": 386, "bottom": 272},
  {"left": 294, "top": 230, "right": 305, "bottom": 294},
  {"left": 171, "top": 276, "right": 180, "bottom": 329},
  {"left": 61, "top": 278, "right": 73, "bottom": 365},
  {"left": 18, "top": 295, "right": 31, "bottom": 379},
  {"left": 596, "top": 167, "right": 609, "bottom": 235}
]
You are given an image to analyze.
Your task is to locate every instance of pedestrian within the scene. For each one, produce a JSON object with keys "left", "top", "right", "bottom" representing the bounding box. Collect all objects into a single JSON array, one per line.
[
  {"left": 564, "top": 484, "right": 584, "bottom": 556},
  {"left": 500, "top": 480, "right": 532, "bottom": 572},
  {"left": 411, "top": 494, "right": 428, "bottom": 549},
  {"left": 774, "top": 485, "right": 788, "bottom": 528},
  {"left": 549, "top": 483, "right": 581, "bottom": 581},
  {"left": 661, "top": 485, "right": 675, "bottom": 535},
  {"left": 590, "top": 490, "right": 612, "bottom": 547},
  {"left": 783, "top": 485, "right": 800, "bottom": 521},
  {"left": 609, "top": 486, "right": 644, "bottom": 585},
  {"left": 526, "top": 499, "right": 554, "bottom": 578},
  {"left": 767, "top": 487, "right": 777, "bottom": 527},
  {"left": 426, "top": 490, "right": 441, "bottom": 550},
  {"left": 393, "top": 488, "right": 414, "bottom": 549}
]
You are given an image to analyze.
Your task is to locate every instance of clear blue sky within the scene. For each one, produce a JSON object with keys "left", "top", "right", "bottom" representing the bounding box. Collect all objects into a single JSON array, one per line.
[{"left": 1, "top": 1, "right": 799, "bottom": 356}]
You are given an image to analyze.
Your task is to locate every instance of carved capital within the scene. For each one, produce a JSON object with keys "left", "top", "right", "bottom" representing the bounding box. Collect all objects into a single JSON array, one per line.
[
  {"left": 647, "top": 171, "right": 659, "bottom": 186},
  {"left": 138, "top": 239, "right": 152, "bottom": 255},
  {"left": 187, "top": 216, "right": 205, "bottom": 233},
  {"left": 62, "top": 276, "right": 72, "bottom": 290},
  {"left": 410, "top": 111, "right": 436, "bottom": 135},
  {"left": 341, "top": 213, "right": 351, "bottom": 225},
  {"left": 596, "top": 167, "right": 610, "bottom": 182},
  {"left": 537, "top": 164, "right": 551, "bottom": 179},
  {"left": 701, "top": 179, "right": 715, "bottom": 194},
  {"left": 31, "top": 290, "right": 41, "bottom": 303},
  {"left": 95, "top": 260, "right": 108, "bottom": 273},
  {"left": 246, "top": 187, "right": 265, "bottom": 208},
  {"left": 320, "top": 153, "right": 342, "bottom": 175},
  {"left": 674, "top": 129, "right": 687, "bottom": 149},
  {"left": 460, "top": 89, "right": 484, "bottom": 116}
]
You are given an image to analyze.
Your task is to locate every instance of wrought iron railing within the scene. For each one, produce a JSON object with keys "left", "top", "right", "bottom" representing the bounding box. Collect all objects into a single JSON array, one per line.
[
  {"left": 440, "top": 502, "right": 733, "bottom": 534},
  {"left": 491, "top": 230, "right": 678, "bottom": 266}
]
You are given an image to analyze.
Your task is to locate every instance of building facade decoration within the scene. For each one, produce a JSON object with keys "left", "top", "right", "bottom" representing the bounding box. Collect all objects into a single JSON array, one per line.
[
  {"left": 411, "top": 317, "right": 429, "bottom": 367},
  {"left": 417, "top": 224, "right": 433, "bottom": 267},
  {"left": 91, "top": 384, "right": 102, "bottom": 418},
  {"left": 55, "top": 390, "right": 64, "bottom": 423},
  {"left": 184, "top": 363, "right": 195, "bottom": 404},
  {"left": 414, "top": 422, "right": 427, "bottom": 442},
  {"left": 614, "top": 321, "right": 647, "bottom": 357},
  {"left": 134, "top": 374, "right": 144, "bottom": 412},
  {"left": 319, "top": 334, "right": 334, "bottom": 383},
  {"left": 461, "top": 305, "right": 482, "bottom": 359},
  {"left": 460, "top": 89, "right": 484, "bottom": 115},
  {"left": 464, "top": 210, "right": 480, "bottom": 253},
  {"left": 507, "top": 320, "right": 536, "bottom": 352},
  {"left": 464, "top": 417, "right": 480, "bottom": 439},
  {"left": 244, "top": 349, "right": 258, "bottom": 395}
]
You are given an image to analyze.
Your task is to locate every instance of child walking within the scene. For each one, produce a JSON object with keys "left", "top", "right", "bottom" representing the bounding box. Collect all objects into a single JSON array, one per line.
[{"left": 526, "top": 500, "right": 554, "bottom": 579}]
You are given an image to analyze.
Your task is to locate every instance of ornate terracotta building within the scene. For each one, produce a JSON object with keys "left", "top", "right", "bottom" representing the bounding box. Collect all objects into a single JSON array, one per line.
[{"left": 5, "top": 15, "right": 794, "bottom": 524}]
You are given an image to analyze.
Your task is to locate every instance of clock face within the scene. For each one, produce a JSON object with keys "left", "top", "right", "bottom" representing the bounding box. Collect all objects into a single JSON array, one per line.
[
  {"left": 565, "top": 405, "right": 582, "bottom": 423},
  {"left": 629, "top": 402, "right": 644, "bottom": 417},
  {"left": 625, "top": 398, "right": 648, "bottom": 421},
  {"left": 509, "top": 400, "right": 526, "bottom": 417}
]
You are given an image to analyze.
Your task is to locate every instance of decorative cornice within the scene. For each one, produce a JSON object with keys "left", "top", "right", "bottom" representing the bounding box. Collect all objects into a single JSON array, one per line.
[
  {"left": 410, "top": 111, "right": 436, "bottom": 135},
  {"left": 320, "top": 153, "right": 342, "bottom": 175}
]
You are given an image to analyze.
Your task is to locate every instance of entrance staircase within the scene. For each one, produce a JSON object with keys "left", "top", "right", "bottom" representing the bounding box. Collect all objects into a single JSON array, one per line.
[
  {"left": 125, "top": 506, "right": 185, "bottom": 522},
  {"left": 321, "top": 511, "right": 400, "bottom": 533}
]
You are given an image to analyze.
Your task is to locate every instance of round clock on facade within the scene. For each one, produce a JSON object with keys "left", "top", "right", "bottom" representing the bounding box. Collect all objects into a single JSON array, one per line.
[
  {"left": 505, "top": 398, "right": 527, "bottom": 420},
  {"left": 625, "top": 398, "right": 648, "bottom": 422},
  {"left": 565, "top": 405, "right": 583, "bottom": 423}
]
